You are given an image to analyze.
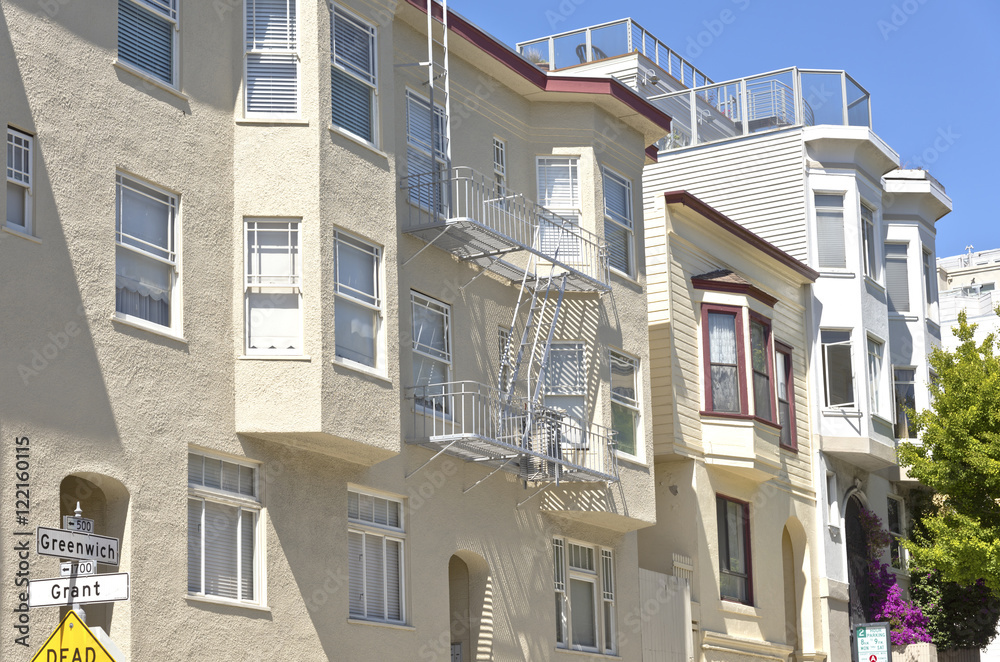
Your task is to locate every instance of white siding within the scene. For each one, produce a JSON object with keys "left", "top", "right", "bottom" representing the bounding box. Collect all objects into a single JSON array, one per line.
[
  {"left": 644, "top": 131, "right": 807, "bottom": 261},
  {"left": 639, "top": 569, "right": 693, "bottom": 662}
]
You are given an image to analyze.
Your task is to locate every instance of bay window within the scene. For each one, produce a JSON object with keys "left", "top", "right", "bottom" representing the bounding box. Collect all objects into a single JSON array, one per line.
[
  {"left": 815, "top": 193, "right": 846, "bottom": 269},
  {"left": 537, "top": 157, "right": 581, "bottom": 260},
  {"left": 702, "top": 305, "right": 746, "bottom": 415},
  {"left": 893, "top": 368, "right": 916, "bottom": 439},
  {"left": 6, "top": 127, "right": 32, "bottom": 233},
  {"left": 775, "top": 343, "right": 797, "bottom": 449},
  {"left": 245, "top": 0, "right": 299, "bottom": 116},
  {"left": 821, "top": 330, "right": 854, "bottom": 408},
  {"left": 749, "top": 317, "right": 774, "bottom": 421},
  {"left": 332, "top": 6, "right": 377, "bottom": 143},
  {"left": 244, "top": 219, "right": 302, "bottom": 355},
  {"left": 602, "top": 168, "right": 633, "bottom": 275},
  {"left": 334, "top": 230, "right": 382, "bottom": 369},
  {"left": 885, "top": 243, "right": 910, "bottom": 313}
]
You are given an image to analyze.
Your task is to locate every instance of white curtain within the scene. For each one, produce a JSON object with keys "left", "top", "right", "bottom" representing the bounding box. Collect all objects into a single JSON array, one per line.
[
  {"left": 708, "top": 313, "right": 739, "bottom": 412},
  {"left": 247, "top": 292, "right": 300, "bottom": 351}
]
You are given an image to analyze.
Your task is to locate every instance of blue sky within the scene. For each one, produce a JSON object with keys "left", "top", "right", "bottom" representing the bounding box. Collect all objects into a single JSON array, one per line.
[{"left": 451, "top": 0, "right": 1000, "bottom": 260}]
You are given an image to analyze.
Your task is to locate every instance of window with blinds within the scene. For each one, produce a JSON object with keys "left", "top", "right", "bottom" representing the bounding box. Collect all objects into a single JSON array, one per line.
[
  {"left": 244, "top": 219, "right": 302, "bottom": 355},
  {"left": 537, "top": 157, "right": 581, "bottom": 260},
  {"left": 861, "top": 204, "right": 877, "bottom": 278},
  {"left": 187, "top": 452, "right": 261, "bottom": 604},
  {"left": 815, "top": 193, "right": 846, "bottom": 269},
  {"left": 118, "top": 0, "right": 178, "bottom": 86},
  {"left": 885, "top": 243, "right": 910, "bottom": 313},
  {"left": 602, "top": 168, "right": 633, "bottom": 275},
  {"left": 115, "top": 174, "right": 178, "bottom": 330},
  {"left": 7, "top": 127, "right": 33, "bottom": 233},
  {"left": 332, "top": 6, "right": 377, "bottom": 142},
  {"left": 348, "top": 489, "right": 404, "bottom": 623},
  {"left": 610, "top": 349, "right": 639, "bottom": 457},
  {"left": 405, "top": 91, "right": 448, "bottom": 210},
  {"left": 245, "top": 0, "right": 299, "bottom": 116},
  {"left": 411, "top": 292, "right": 451, "bottom": 413}
]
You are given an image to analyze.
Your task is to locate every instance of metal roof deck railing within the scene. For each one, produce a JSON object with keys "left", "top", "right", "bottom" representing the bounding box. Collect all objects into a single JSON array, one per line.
[
  {"left": 516, "top": 17, "right": 714, "bottom": 89},
  {"left": 649, "top": 67, "right": 871, "bottom": 150}
]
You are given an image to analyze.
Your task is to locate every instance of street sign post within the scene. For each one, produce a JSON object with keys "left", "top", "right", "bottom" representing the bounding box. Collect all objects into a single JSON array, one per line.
[
  {"left": 30, "top": 609, "right": 116, "bottom": 662},
  {"left": 854, "top": 621, "right": 891, "bottom": 662},
  {"left": 28, "top": 572, "right": 130, "bottom": 608},
  {"left": 36, "top": 526, "right": 120, "bottom": 566}
]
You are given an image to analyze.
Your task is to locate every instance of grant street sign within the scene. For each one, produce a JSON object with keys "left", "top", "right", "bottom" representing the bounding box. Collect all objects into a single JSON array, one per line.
[
  {"left": 28, "top": 573, "right": 130, "bottom": 608},
  {"left": 30, "top": 609, "right": 116, "bottom": 662},
  {"left": 36, "top": 527, "right": 119, "bottom": 566}
]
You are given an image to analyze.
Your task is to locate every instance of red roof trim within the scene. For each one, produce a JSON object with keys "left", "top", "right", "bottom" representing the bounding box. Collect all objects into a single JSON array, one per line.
[
  {"left": 663, "top": 191, "right": 819, "bottom": 281},
  {"left": 406, "top": 0, "right": 673, "bottom": 132},
  {"left": 645, "top": 145, "right": 659, "bottom": 163}
]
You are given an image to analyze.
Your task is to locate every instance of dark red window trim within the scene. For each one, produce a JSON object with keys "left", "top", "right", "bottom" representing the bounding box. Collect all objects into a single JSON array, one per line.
[
  {"left": 717, "top": 494, "right": 753, "bottom": 606},
  {"left": 775, "top": 341, "right": 798, "bottom": 452},
  {"left": 748, "top": 312, "right": 776, "bottom": 424},
  {"left": 701, "top": 304, "right": 748, "bottom": 416}
]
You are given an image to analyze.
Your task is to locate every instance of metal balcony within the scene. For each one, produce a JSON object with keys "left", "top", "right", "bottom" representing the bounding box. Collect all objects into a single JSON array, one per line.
[
  {"left": 401, "top": 167, "right": 610, "bottom": 293},
  {"left": 406, "top": 381, "right": 619, "bottom": 483}
]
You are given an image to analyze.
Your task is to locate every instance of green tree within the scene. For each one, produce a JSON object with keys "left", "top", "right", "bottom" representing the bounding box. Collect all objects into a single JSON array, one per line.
[{"left": 899, "top": 309, "right": 1000, "bottom": 595}]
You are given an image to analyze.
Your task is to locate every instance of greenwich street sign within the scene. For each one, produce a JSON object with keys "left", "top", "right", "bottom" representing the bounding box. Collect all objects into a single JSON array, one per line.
[{"left": 36, "top": 527, "right": 120, "bottom": 566}]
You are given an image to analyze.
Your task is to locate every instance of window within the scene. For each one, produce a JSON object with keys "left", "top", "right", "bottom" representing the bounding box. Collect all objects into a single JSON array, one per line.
[
  {"left": 887, "top": 496, "right": 905, "bottom": 570},
  {"left": 537, "top": 157, "right": 581, "bottom": 260},
  {"left": 815, "top": 193, "right": 845, "bottom": 269},
  {"left": 245, "top": 0, "right": 299, "bottom": 116},
  {"left": 187, "top": 452, "right": 261, "bottom": 604},
  {"left": 348, "top": 489, "right": 404, "bottom": 623},
  {"left": 405, "top": 90, "right": 447, "bottom": 209},
  {"left": 6, "top": 127, "right": 32, "bottom": 233},
  {"left": 610, "top": 350, "right": 639, "bottom": 457},
  {"left": 331, "top": 6, "right": 377, "bottom": 143},
  {"left": 554, "top": 538, "right": 615, "bottom": 654},
  {"left": 775, "top": 343, "right": 796, "bottom": 449},
  {"left": 115, "top": 174, "right": 178, "bottom": 330},
  {"left": 702, "top": 305, "right": 746, "bottom": 415},
  {"left": 244, "top": 219, "right": 301, "bottom": 355},
  {"left": 826, "top": 472, "right": 840, "bottom": 525},
  {"left": 717, "top": 496, "right": 752, "bottom": 605},
  {"left": 749, "top": 317, "right": 774, "bottom": 421},
  {"left": 867, "top": 337, "right": 884, "bottom": 414},
  {"left": 334, "top": 231, "right": 382, "bottom": 369},
  {"left": 411, "top": 292, "right": 451, "bottom": 412},
  {"left": 493, "top": 137, "right": 507, "bottom": 209},
  {"left": 603, "top": 169, "right": 633, "bottom": 275},
  {"left": 545, "top": 341, "right": 586, "bottom": 448},
  {"left": 923, "top": 249, "right": 935, "bottom": 308},
  {"left": 885, "top": 243, "right": 910, "bottom": 313},
  {"left": 861, "top": 204, "right": 877, "bottom": 278},
  {"left": 118, "top": 0, "right": 177, "bottom": 86},
  {"left": 821, "top": 330, "right": 854, "bottom": 408},
  {"left": 893, "top": 368, "right": 917, "bottom": 439}
]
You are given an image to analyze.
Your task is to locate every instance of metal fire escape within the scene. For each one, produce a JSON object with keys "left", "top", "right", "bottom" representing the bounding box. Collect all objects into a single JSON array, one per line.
[{"left": 403, "top": 0, "right": 618, "bottom": 485}]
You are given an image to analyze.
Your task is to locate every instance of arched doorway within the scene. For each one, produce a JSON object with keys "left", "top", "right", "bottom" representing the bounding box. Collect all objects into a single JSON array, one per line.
[
  {"left": 449, "top": 555, "right": 472, "bottom": 662},
  {"left": 58, "top": 474, "right": 130, "bottom": 639},
  {"left": 448, "top": 551, "right": 494, "bottom": 661},
  {"left": 782, "top": 527, "right": 800, "bottom": 651},
  {"left": 844, "top": 494, "right": 871, "bottom": 627}
]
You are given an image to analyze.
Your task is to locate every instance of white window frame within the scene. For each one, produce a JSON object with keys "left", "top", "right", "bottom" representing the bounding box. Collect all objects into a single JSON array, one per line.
[
  {"left": 244, "top": 0, "right": 300, "bottom": 117},
  {"left": 411, "top": 291, "right": 452, "bottom": 414},
  {"left": 187, "top": 450, "right": 263, "bottom": 606},
  {"left": 887, "top": 495, "right": 906, "bottom": 570},
  {"left": 609, "top": 348, "right": 640, "bottom": 459},
  {"left": 6, "top": 127, "right": 33, "bottom": 234},
  {"left": 115, "top": 173, "right": 180, "bottom": 333},
  {"left": 405, "top": 89, "right": 448, "bottom": 212},
  {"left": 815, "top": 192, "right": 846, "bottom": 270},
  {"left": 537, "top": 156, "right": 582, "bottom": 261},
  {"left": 861, "top": 203, "right": 877, "bottom": 279},
  {"left": 885, "top": 243, "right": 911, "bottom": 313},
  {"left": 821, "top": 329, "right": 855, "bottom": 409},
  {"left": 893, "top": 366, "right": 917, "bottom": 439},
  {"left": 492, "top": 137, "right": 507, "bottom": 209},
  {"left": 922, "top": 247, "right": 936, "bottom": 310},
  {"left": 602, "top": 167, "right": 634, "bottom": 277},
  {"left": 347, "top": 487, "right": 405, "bottom": 624},
  {"left": 333, "top": 229, "right": 384, "bottom": 372},
  {"left": 244, "top": 218, "right": 302, "bottom": 356},
  {"left": 331, "top": 5, "right": 378, "bottom": 144},
  {"left": 117, "top": 0, "right": 179, "bottom": 87},
  {"left": 867, "top": 335, "right": 885, "bottom": 415},
  {"left": 554, "top": 538, "right": 615, "bottom": 655}
]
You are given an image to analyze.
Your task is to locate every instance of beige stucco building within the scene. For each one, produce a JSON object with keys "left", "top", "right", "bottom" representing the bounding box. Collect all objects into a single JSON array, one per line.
[{"left": 1, "top": 0, "right": 673, "bottom": 660}]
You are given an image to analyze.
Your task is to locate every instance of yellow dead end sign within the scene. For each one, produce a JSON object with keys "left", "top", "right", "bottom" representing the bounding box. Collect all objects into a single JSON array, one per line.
[{"left": 31, "top": 610, "right": 116, "bottom": 662}]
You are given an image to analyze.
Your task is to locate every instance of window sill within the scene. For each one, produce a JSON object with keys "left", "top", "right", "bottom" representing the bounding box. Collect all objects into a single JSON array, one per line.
[
  {"left": 328, "top": 125, "right": 388, "bottom": 159},
  {"left": 720, "top": 599, "right": 761, "bottom": 618},
  {"left": 236, "top": 118, "right": 309, "bottom": 126},
  {"left": 821, "top": 408, "right": 862, "bottom": 419},
  {"left": 3, "top": 225, "right": 41, "bottom": 244},
  {"left": 238, "top": 354, "right": 312, "bottom": 361},
  {"left": 347, "top": 618, "right": 414, "bottom": 631},
  {"left": 779, "top": 443, "right": 798, "bottom": 454},
  {"left": 112, "top": 313, "right": 187, "bottom": 343},
  {"left": 113, "top": 60, "right": 187, "bottom": 101},
  {"left": 555, "top": 647, "right": 622, "bottom": 660},
  {"left": 926, "top": 318, "right": 941, "bottom": 332},
  {"left": 888, "top": 313, "right": 920, "bottom": 322},
  {"left": 863, "top": 275, "right": 885, "bottom": 293},
  {"left": 700, "top": 411, "right": 781, "bottom": 431},
  {"left": 613, "top": 450, "right": 647, "bottom": 468},
  {"left": 186, "top": 594, "right": 270, "bottom": 613},
  {"left": 331, "top": 358, "right": 392, "bottom": 384},
  {"left": 818, "top": 270, "right": 856, "bottom": 279},
  {"left": 609, "top": 268, "right": 640, "bottom": 286},
  {"left": 871, "top": 413, "right": 895, "bottom": 428}
]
